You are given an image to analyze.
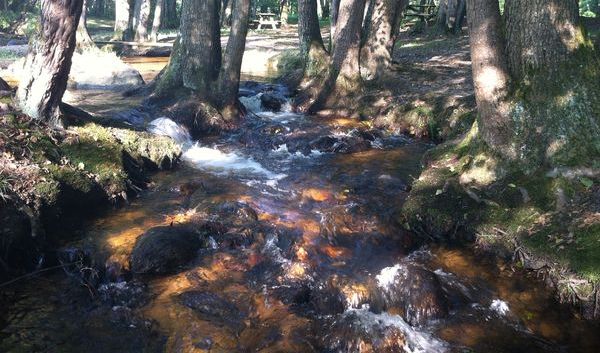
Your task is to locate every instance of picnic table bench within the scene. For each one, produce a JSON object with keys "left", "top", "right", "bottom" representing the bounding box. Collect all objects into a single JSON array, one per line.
[
  {"left": 405, "top": 4, "right": 437, "bottom": 22},
  {"left": 249, "top": 13, "right": 281, "bottom": 30}
]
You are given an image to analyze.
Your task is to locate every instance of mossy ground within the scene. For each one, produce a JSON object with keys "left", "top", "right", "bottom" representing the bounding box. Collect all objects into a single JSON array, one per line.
[
  {"left": 0, "top": 103, "right": 181, "bottom": 277},
  {"left": 402, "top": 123, "right": 600, "bottom": 318}
]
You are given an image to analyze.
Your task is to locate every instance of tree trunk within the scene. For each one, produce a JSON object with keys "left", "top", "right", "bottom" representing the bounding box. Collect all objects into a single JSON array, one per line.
[
  {"left": 328, "top": 0, "right": 366, "bottom": 91},
  {"left": 297, "top": 0, "right": 330, "bottom": 103},
  {"left": 281, "top": 0, "right": 290, "bottom": 27},
  {"left": 360, "top": 0, "right": 408, "bottom": 81},
  {"left": 310, "top": 0, "right": 366, "bottom": 111},
  {"left": 465, "top": 0, "right": 513, "bottom": 157},
  {"left": 437, "top": 0, "right": 466, "bottom": 33},
  {"left": 162, "top": 0, "right": 178, "bottom": 28},
  {"left": 330, "top": 0, "right": 341, "bottom": 49},
  {"left": 92, "top": 0, "right": 105, "bottom": 16},
  {"left": 299, "top": 0, "right": 327, "bottom": 58},
  {"left": 77, "top": 0, "right": 95, "bottom": 49},
  {"left": 217, "top": 0, "right": 250, "bottom": 120},
  {"left": 134, "top": 0, "right": 151, "bottom": 42},
  {"left": 16, "top": 0, "right": 83, "bottom": 126},
  {"left": 113, "top": 0, "right": 131, "bottom": 40},
  {"left": 149, "top": 0, "right": 163, "bottom": 42},
  {"left": 504, "top": 0, "right": 581, "bottom": 79},
  {"left": 220, "top": 0, "right": 231, "bottom": 26},
  {"left": 179, "top": 0, "right": 221, "bottom": 93}
]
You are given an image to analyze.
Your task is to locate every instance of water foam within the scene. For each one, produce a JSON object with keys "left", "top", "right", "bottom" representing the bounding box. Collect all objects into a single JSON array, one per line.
[
  {"left": 147, "top": 117, "right": 285, "bottom": 181},
  {"left": 342, "top": 307, "right": 448, "bottom": 353}
]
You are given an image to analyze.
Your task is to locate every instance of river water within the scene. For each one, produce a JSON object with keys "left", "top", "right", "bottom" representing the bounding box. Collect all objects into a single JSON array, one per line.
[{"left": 1, "top": 66, "right": 600, "bottom": 352}]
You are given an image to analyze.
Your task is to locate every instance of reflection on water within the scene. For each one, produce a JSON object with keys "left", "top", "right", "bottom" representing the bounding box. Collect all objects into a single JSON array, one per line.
[{"left": 2, "top": 79, "right": 600, "bottom": 353}]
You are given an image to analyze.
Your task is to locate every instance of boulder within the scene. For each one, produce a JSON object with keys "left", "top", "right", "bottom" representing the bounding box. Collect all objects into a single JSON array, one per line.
[
  {"left": 374, "top": 263, "right": 449, "bottom": 326},
  {"left": 68, "top": 52, "right": 145, "bottom": 89},
  {"left": 129, "top": 226, "right": 203, "bottom": 274},
  {"left": 260, "top": 93, "right": 286, "bottom": 112}
]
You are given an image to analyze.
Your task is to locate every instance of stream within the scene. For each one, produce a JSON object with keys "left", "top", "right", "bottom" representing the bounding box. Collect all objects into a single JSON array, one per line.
[{"left": 1, "top": 77, "right": 600, "bottom": 352}]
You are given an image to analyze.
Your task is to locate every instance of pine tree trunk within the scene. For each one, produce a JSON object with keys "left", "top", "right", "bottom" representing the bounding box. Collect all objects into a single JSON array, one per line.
[
  {"left": 134, "top": 0, "right": 151, "bottom": 42},
  {"left": 17, "top": 0, "right": 83, "bottom": 126},
  {"left": 217, "top": 0, "right": 250, "bottom": 120},
  {"left": 330, "top": 0, "right": 340, "bottom": 49},
  {"left": 77, "top": 0, "right": 96, "bottom": 49},
  {"left": 309, "top": 0, "right": 366, "bottom": 111},
  {"left": 360, "top": 0, "right": 408, "bottom": 81},
  {"left": 504, "top": 0, "right": 581, "bottom": 79},
  {"left": 179, "top": 0, "right": 221, "bottom": 93},
  {"left": 329, "top": 0, "right": 366, "bottom": 92},
  {"left": 466, "top": 0, "right": 513, "bottom": 157},
  {"left": 113, "top": 0, "right": 130, "bottom": 40},
  {"left": 299, "top": 0, "right": 327, "bottom": 58},
  {"left": 162, "top": 0, "right": 178, "bottom": 28},
  {"left": 149, "top": 0, "right": 163, "bottom": 42},
  {"left": 297, "top": 0, "right": 329, "bottom": 106}
]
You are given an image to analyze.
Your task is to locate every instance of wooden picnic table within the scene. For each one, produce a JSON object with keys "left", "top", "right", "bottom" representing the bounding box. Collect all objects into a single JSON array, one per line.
[{"left": 249, "top": 13, "right": 281, "bottom": 30}]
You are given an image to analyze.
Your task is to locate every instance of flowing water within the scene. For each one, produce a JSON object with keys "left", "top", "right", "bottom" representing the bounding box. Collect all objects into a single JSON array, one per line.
[{"left": 2, "top": 78, "right": 600, "bottom": 352}]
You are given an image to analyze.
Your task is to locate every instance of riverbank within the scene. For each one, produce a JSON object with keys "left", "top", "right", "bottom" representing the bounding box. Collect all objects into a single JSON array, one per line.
[
  {"left": 0, "top": 91, "right": 181, "bottom": 280},
  {"left": 277, "top": 27, "right": 600, "bottom": 320},
  {"left": 401, "top": 126, "right": 600, "bottom": 319}
]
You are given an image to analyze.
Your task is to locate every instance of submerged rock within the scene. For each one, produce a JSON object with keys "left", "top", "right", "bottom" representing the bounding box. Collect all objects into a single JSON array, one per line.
[
  {"left": 323, "top": 310, "right": 407, "bottom": 353},
  {"left": 178, "top": 291, "right": 246, "bottom": 332},
  {"left": 374, "top": 263, "right": 449, "bottom": 326},
  {"left": 129, "top": 226, "right": 204, "bottom": 274}
]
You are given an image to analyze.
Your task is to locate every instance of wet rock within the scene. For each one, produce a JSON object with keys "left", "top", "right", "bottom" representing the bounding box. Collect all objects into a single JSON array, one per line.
[
  {"left": 98, "top": 280, "right": 149, "bottom": 308},
  {"left": 178, "top": 291, "right": 246, "bottom": 332},
  {"left": 129, "top": 226, "right": 204, "bottom": 274},
  {"left": 212, "top": 201, "right": 258, "bottom": 226},
  {"left": 374, "top": 263, "right": 449, "bottom": 326},
  {"left": 333, "top": 136, "right": 372, "bottom": 154},
  {"left": 310, "top": 282, "right": 347, "bottom": 315},
  {"left": 260, "top": 93, "right": 286, "bottom": 112},
  {"left": 272, "top": 283, "right": 312, "bottom": 306},
  {"left": 309, "top": 135, "right": 339, "bottom": 152},
  {"left": 309, "top": 135, "right": 372, "bottom": 154},
  {"left": 323, "top": 310, "right": 407, "bottom": 353}
]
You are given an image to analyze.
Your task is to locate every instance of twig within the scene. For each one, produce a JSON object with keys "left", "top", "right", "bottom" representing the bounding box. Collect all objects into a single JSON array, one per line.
[{"left": 0, "top": 262, "right": 78, "bottom": 289}]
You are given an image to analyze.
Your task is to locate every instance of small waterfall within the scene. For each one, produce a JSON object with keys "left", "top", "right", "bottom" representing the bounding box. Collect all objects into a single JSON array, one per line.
[{"left": 147, "top": 117, "right": 285, "bottom": 181}]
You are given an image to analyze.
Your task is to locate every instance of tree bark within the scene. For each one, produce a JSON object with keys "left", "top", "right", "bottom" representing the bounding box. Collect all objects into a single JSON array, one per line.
[
  {"left": 437, "top": 0, "right": 466, "bottom": 33},
  {"left": 309, "top": 0, "right": 366, "bottom": 111},
  {"left": 162, "top": 0, "right": 178, "bottom": 28},
  {"left": 133, "top": 0, "right": 151, "bottom": 42},
  {"left": 77, "top": 0, "right": 95, "bottom": 49},
  {"left": 16, "top": 0, "right": 83, "bottom": 126},
  {"left": 299, "top": 0, "right": 327, "bottom": 58},
  {"left": 220, "top": 0, "right": 231, "bottom": 26},
  {"left": 149, "top": 0, "right": 163, "bottom": 42},
  {"left": 330, "top": 0, "right": 341, "bottom": 49},
  {"left": 217, "top": 0, "right": 250, "bottom": 120},
  {"left": 179, "top": 0, "right": 221, "bottom": 93},
  {"left": 504, "top": 0, "right": 582, "bottom": 79},
  {"left": 113, "top": 0, "right": 131, "bottom": 40},
  {"left": 360, "top": 0, "right": 408, "bottom": 81},
  {"left": 466, "top": 0, "right": 513, "bottom": 157}
]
